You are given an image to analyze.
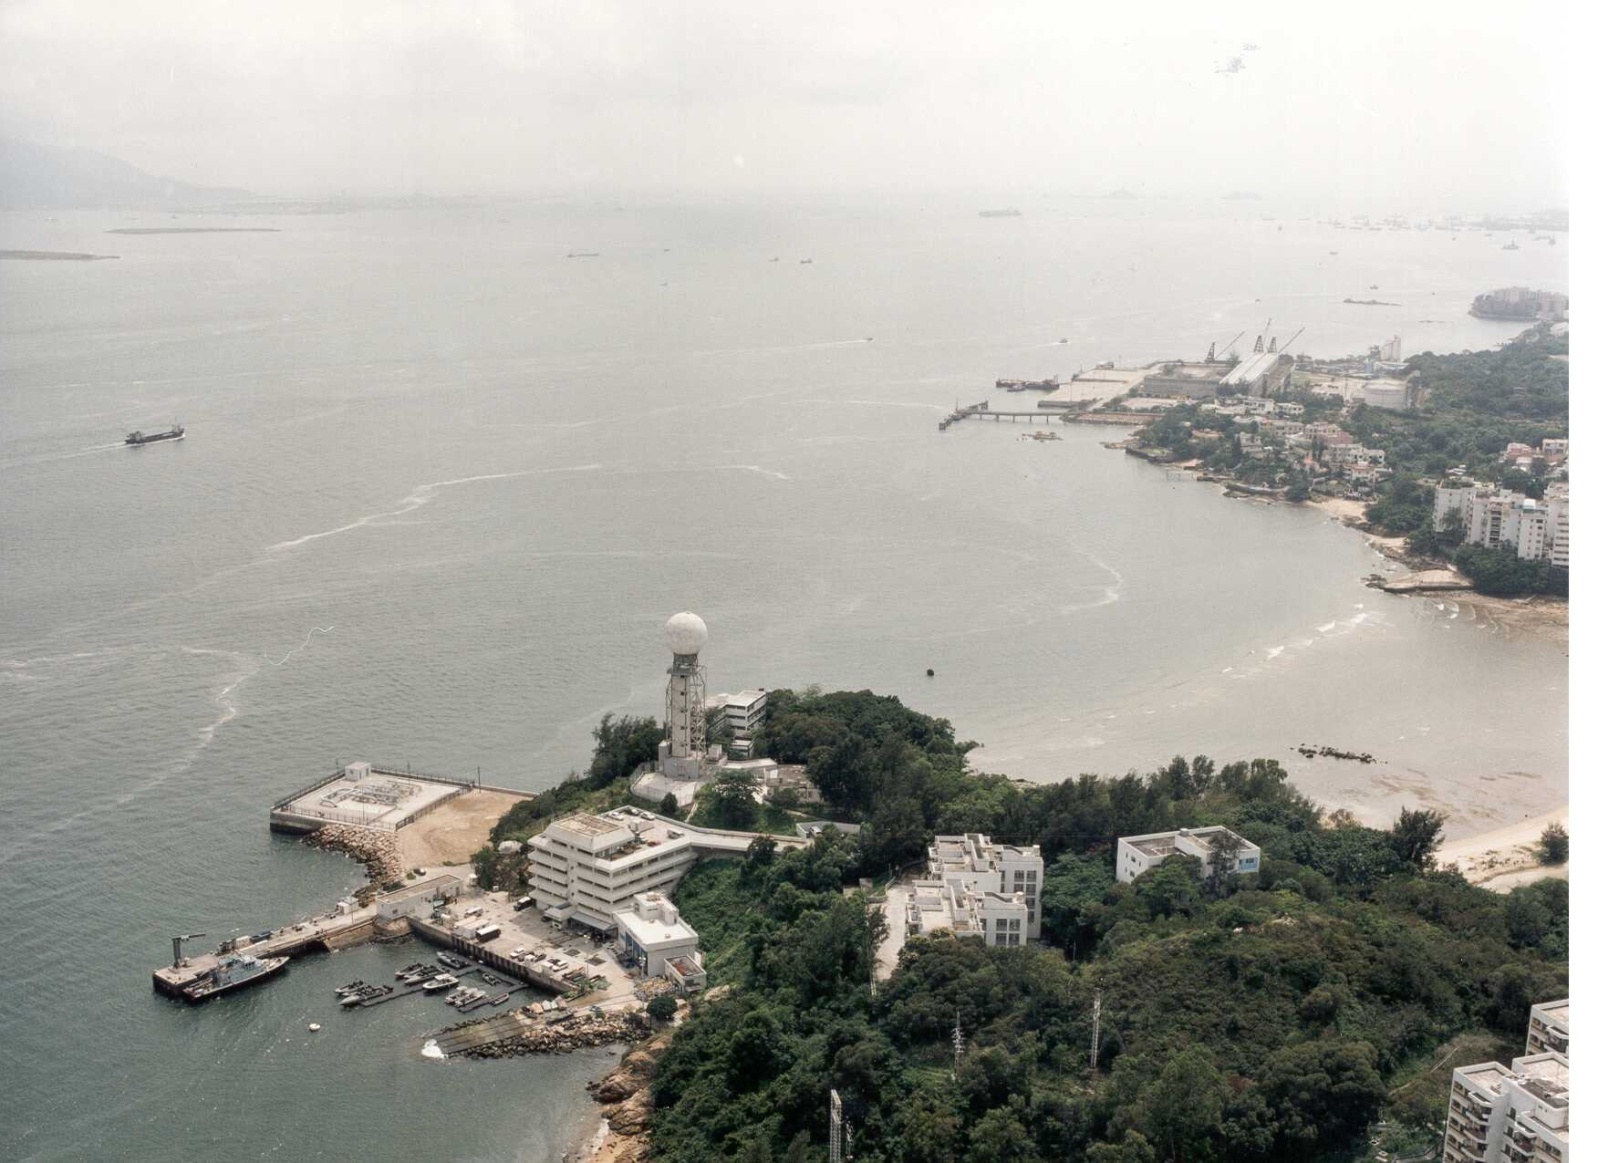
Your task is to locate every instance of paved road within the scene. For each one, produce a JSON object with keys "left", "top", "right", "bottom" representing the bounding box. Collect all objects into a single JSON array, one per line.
[{"left": 875, "top": 882, "right": 912, "bottom": 981}]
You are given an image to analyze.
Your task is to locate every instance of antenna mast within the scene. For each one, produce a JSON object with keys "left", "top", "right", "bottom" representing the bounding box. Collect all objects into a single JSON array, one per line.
[{"left": 1089, "top": 991, "right": 1103, "bottom": 1075}]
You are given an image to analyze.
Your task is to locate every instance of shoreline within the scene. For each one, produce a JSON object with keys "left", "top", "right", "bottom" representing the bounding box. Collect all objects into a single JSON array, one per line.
[
  {"left": 1433, "top": 806, "right": 1568, "bottom": 891},
  {"left": 1304, "top": 495, "right": 1568, "bottom": 647}
]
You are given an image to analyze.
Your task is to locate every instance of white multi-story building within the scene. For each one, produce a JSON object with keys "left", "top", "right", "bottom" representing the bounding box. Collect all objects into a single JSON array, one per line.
[
  {"left": 1325, "top": 444, "right": 1386, "bottom": 465},
  {"left": 527, "top": 807, "right": 807, "bottom": 933},
  {"left": 1433, "top": 485, "right": 1570, "bottom": 566},
  {"left": 1443, "top": 999, "right": 1571, "bottom": 1163},
  {"left": 907, "top": 878, "right": 1030, "bottom": 947},
  {"left": 1443, "top": 1054, "right": 1568, "bottom": 1163},
  {"left": 910, "top": 833, "right": 1044, "bottom": 944},
  {"left": 707, "top": 689, "right": 768, "bottom": 737},
  {"left": 613, "top": 891, "right": 702, "bottom": 977},
  {"left": 1526, "top": 999, "right": 1569, "bottom": 1057},
  {"left": 527, "top": 812, "right": 701, "bottom": 932},
  {"left": 1116, "top": 826, "right": 1261, "bottom": 884}
]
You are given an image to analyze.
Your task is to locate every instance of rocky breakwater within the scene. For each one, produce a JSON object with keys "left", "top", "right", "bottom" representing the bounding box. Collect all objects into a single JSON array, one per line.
[
  {"left": 585, "top": 1028, "right": 678, "bottom": 1162},
  {"left": 461, "top": 1010, "right": 653, "bottom": 1060},
  {"left": 306, "top": 823, "right": 405, "bottom": 890}
]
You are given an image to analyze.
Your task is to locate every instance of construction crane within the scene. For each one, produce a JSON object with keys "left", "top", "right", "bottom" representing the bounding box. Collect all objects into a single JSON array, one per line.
[
  {"left": 1278, "top": 327, "right": 1306, "bottom": 356},
  {"left": 1253, "top": 317, "right": 1273, "bottom": 353},
  {"left": 1209, "top": 330, "right": 1246, "bottom": 362},
  {"left": 171, "top": 932, "right": 207, "bottom": 968}
]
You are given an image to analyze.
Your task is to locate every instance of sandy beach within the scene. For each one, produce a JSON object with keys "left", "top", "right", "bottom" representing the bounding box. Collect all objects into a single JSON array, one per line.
[{"left": 1434, "top": 806, "right": 1568, "bottom": 891}]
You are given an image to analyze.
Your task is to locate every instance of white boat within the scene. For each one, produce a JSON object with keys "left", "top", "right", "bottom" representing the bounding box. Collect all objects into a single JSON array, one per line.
[{"left": 422, "top": 974, "right": 458, "bottom": 992}]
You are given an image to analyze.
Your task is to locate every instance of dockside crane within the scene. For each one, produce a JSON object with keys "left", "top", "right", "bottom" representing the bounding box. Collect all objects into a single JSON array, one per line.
[
  {"left": 1278, "top": 327, "right": 1306, "bottom": 355},
  {"left": 1209, "top": 330, "right": 1246, "bottom": 362},
  {"left": 1253, "top": 317, "right": 1273, "bottom": 353},
  {"left": 171, "top": 932, "right": 207, "bottom": 967}
]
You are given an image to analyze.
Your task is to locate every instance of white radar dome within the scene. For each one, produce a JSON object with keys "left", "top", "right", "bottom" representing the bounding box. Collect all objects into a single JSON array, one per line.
[{"left": 664, "top": 611, "right": 709, "bottom": 656}]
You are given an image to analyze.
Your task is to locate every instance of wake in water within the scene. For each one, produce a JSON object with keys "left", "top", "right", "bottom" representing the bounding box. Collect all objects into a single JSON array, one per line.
[
  {"left": 0, "top": 441, "right": 130, "bottom": 472},
  {"left": 267, "top": 626, "right": 335, "bottom": 667},
  {"left": 270, "top": 464, "right": 603, "bottom": 551}
]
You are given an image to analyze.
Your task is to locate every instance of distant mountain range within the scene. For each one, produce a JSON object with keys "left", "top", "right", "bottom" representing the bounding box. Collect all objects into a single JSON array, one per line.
[{"left": 0, "top": 138, "right": 252, "bottom": 209}]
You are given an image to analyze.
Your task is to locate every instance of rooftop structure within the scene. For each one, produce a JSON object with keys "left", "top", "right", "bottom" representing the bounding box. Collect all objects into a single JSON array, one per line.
[
  {"left": 1116, "top": 826, "right": 1262, "bottom": 884},
  {"left": 270, "top": 762, "right": 470, "bottom": 833}
]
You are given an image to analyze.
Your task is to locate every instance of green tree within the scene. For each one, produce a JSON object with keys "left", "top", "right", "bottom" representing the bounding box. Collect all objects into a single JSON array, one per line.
[
  {"left": 1261, "top": 1041, "right": 1386, "bottom": 1160},
  {"left": 659, "top": 792, "right": 680, "bottom": 819},
  {"left": 701, "top": 768, "right": 760, "bottom": 830},
  {"left": 1039, "top": 853, "right": 1115, "bottom": 958},
  {"left": 1538, "top": 823, "right": 1568, "bottom": 864},
  {"left": 968, "top": 1106, "right": 1037, "bottom": 1163},
  {"left": 587, "top": 713, "right": 663, "bottom": 787},
  {"left": 1390, "top": 807, "right": 1446, "bottom": 871},
  {"left": 1143, "top": 1048, "right": 1227, "bottom": 1162},
  {"left": 647, "top": 993, "right": 680, "bottom": 1022}
]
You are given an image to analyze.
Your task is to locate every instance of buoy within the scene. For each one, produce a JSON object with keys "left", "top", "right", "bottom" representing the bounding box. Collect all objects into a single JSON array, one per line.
[
  {"left": 926, "top": 668, "right": 935, "bottom": 677},
  {"left": 308, "top": 1023, "right": 322, "bottom": 1032}
]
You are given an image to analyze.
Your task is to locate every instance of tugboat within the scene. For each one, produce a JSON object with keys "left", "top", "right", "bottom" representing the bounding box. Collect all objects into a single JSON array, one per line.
[
  {"left": 180, "top": 951, "right": 288, "bottom": 1002},
  {"left": 125, "top": 425, "right": 184, "bottom": 446}
]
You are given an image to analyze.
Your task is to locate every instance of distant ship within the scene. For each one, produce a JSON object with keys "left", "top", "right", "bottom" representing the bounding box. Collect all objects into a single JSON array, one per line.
[
  {"left": 1502, "top": 241, "right": 1520, "bottom": 251},
  {"left": 125, "top": 425, "right": 184, "bottom": 446},
  {"left": 978, "top": 208, "right": 1021, "bottom": 218},
  {"left": 180, "top": 952, "right": 288, "bottom": 1002}
]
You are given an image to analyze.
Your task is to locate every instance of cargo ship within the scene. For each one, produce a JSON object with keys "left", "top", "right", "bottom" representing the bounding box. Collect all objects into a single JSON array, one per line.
[{"left": 125, "top": 425, "right": 184, "bottom": 446}]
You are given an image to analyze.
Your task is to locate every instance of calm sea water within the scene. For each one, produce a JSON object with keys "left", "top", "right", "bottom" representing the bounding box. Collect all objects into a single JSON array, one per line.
[{"left": 0, "top": 198, "right": 1567, "bottom": 1160}]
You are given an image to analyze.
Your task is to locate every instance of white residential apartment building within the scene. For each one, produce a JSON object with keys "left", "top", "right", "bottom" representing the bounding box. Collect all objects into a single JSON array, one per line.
[
  {"left": 909, "top": 833, "right": 1044, "bottom": 945},
  {"left": 1526, "top": 999, "right": 1569, "bottom": 1057},
  {"left": 1443, "top": 999, "right": 1570, "bottom": 1163},
  {"left": 1433, "top": 483, "right": 1570, "bottom": 566},
  {"left": 908, "top": 877, "right": 1031, "bottom": 947},
  {"left": 1116, "top": 826, "right": 1262, "bottom": 884},
  {"left": 1444, "top": 1054, "right": 1568, "bottom": 1163}
]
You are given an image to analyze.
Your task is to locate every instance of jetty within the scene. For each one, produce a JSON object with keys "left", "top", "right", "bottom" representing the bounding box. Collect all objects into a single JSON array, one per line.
[{"left": 153, "top": 894, "right": 581, "bottom": 1002}]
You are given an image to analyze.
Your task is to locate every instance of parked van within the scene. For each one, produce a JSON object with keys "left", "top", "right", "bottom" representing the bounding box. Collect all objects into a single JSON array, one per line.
[{"left": 474, "top": 923, "right": 502, "bottom": 943}]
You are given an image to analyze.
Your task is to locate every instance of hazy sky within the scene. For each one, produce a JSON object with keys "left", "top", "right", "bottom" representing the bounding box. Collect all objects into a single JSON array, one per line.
[{"left": 0, "top": 0, "right": 1571, "bottom": 207}]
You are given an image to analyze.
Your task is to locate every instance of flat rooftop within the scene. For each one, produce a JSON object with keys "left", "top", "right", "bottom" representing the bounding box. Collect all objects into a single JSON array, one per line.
[
  {"left": 278, "top": 769, "right": 461, "bottom": 829},
  {"left": 1534, "top": 1000, "right": 1569, "bottom": 1025},
  {"left": 554, "top": 812, "right": 629, "bottom": 839}
]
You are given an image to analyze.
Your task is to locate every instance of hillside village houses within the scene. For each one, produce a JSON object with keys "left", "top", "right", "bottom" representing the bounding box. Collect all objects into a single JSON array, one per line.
[
  {"left": 907, "top": 833, "right": 1045, "bottom": 947},
  {"left": 1116, "top": 826, "right": 1262, "bottom": 884}
]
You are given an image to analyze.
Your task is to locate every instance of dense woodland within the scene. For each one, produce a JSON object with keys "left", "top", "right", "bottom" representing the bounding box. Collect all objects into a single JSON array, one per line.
[{"left": 630, "top": 691, "right": 1566, "bottom": 1163}]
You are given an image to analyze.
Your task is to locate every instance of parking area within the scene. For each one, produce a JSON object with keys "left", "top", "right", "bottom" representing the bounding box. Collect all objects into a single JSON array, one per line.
[{"left": 433, "top": 889, "right": 640, "bottom": 1006}]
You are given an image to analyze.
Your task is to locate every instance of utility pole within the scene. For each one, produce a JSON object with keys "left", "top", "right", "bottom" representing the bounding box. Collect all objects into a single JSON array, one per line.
[
  {"left": 829, "top": 1089, "right": 843, "bottom": 1163},
  {"left": 952, "top": 1009, "right": 966, "bottom": 1079}
]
